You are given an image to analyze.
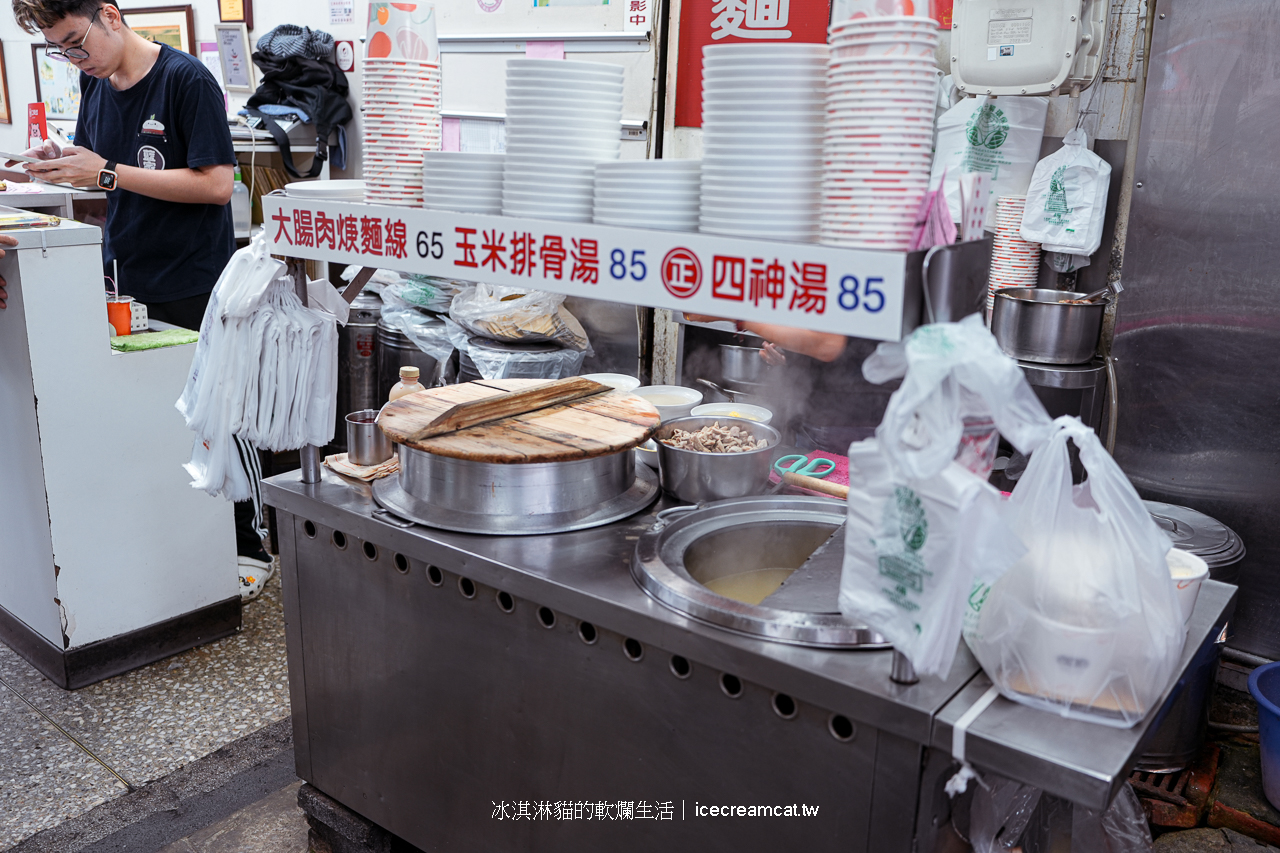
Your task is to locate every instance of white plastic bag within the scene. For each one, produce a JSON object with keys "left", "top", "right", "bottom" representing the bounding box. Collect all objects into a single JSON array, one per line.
[
  {"left": 967, "top": 417, "right": 1186, "bottom": 727},
  {"left": 840, "top": 317, "right": 1055, "bottom": 678},
  {"left": 931, "top": 95, "right": 1049, "bottom": 228},
  {"left": 843, "top": 443, "right": 1023, "bottom": 677},
  {"left": 449, "top": 284, "right": 590, "bottom": 351},
  {"left": 862, "top": 314, "right": 1055, "bottom": 480},
  {"left": 1019, "top": 128, "right": 1112, "bottom": 256}
]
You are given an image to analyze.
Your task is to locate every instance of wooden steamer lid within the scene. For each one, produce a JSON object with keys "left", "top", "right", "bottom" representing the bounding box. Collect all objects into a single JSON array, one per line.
[{"left": 377, "top": 378, "right": 660, "bottom": 464}]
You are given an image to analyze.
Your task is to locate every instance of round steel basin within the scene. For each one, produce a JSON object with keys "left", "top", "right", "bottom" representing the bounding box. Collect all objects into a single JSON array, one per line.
[{"left": 633, "top": 496, "right": 888, "bottom": 648}]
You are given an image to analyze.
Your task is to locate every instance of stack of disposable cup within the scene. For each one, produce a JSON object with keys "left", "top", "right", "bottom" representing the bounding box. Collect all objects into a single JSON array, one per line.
[
  {"left": 821, "top": 16, "right": 939, "bottom": 251},
  {"left": 423, "top": 152, "right": 504, "bottom": 214},
  {"left": 593, "top": 160, "right": 701, "bottom": 232},
  {"left": 989, "top": 195, "right": 1042, "bottom": 313},
  {"left": 362, "top": 58, "right": 442, "bottom": 206},
  {"left": 699, "top": 43, "right": 827, "bottom": 243},
  {"left": 502, "top": 58, "right": 624, "bottom": 223}
]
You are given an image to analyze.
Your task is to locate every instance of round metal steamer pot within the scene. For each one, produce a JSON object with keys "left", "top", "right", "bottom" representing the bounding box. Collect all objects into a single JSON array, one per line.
[
  {"left": 990, "top": 287, "right": 1108, "bottom": 365},
  {"left": 375, "top": 444, "right": 660, "bottom": 535},
  {"left": 401, "top": 444, "right": 632, "bottom": 517},
  {"left": 633, "top": 496, "right": 887, "bottom": 648}
]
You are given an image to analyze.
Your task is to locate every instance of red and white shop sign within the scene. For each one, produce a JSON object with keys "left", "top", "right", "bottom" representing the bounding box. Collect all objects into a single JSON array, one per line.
[
  {"left": 673, "top": 0, "right": 833, "bottom": 129},
  {"left": 262, "top": 196, "right": 911, "bottom": 341}
]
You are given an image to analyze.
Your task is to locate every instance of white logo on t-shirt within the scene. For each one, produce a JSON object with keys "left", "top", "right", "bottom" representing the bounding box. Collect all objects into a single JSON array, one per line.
[{"left": 138, "top": 145, "right": 165, "bottom": 170}]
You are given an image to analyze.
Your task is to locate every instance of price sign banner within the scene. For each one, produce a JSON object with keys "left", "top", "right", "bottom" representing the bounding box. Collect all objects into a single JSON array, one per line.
[{"left": 263, "top": 197, "right": 911, "bottom": 341}]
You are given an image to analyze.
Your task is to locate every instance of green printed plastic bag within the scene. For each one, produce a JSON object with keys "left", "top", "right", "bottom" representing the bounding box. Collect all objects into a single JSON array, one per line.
[
  {"left": 1019, "top": 128, "right": 1111, "bottom": 256},
  {"left": 930, "top": 94, "right": 1049, "bottom": 228}
]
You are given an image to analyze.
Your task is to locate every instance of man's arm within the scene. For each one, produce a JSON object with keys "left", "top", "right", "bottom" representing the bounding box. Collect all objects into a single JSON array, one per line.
[{"left": 24, "top": 147, "right": 233, "bottom": 205}]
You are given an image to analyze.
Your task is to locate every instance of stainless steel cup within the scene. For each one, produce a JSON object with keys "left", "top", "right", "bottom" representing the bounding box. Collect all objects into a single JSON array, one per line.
[{"left": 346, "top": 410, "right": 393, "bottom": 466}]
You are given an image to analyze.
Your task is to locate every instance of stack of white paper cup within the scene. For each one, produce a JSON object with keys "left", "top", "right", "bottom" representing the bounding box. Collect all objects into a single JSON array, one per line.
[
  {"left": 821, "top": 15, "right": 940, "bottom": 251},
  {"left": 989, "top": 195, "right": 1042, "bottom": 313}
]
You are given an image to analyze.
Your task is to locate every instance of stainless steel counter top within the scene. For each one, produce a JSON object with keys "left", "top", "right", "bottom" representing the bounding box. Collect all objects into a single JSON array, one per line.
[{"left": 264, "top": 468, "right": 1236, "bottom": 813}]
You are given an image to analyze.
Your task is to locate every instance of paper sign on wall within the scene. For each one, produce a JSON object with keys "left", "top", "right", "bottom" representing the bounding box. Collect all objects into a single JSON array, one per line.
[
  {"left": 624, "top": 0, "right": 651, "bottom": 31},
  {"left": 330, "top": 0, "right": 354, "bottom": 25}
]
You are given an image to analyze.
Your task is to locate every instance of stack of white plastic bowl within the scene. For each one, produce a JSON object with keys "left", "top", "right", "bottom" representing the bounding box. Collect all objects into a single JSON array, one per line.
[
  {"left": 989, "top": 195, "right": 1041, "bottom": 313},
  {"left": 503, "top": 59, "right": 624, "bottom": 222},
  {"left": 699, "top": 43, "right": 828, "bottom": 243},
  {"left": 593, "top": 160, "right": 701, "bottom": 231},
  {"left": 423, "top": 152, "right": 504, "bottom": 214},
  {"left": 821, "top": 16, "right": 939, "bottom": 250},
  {"left": 362, "top": 58, "right": 442, "bottom": 206}
]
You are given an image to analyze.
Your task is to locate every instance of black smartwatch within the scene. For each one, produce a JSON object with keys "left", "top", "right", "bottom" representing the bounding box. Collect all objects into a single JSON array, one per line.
[{"left": 97, "top": 161, "right": 119, "bottom": 191}]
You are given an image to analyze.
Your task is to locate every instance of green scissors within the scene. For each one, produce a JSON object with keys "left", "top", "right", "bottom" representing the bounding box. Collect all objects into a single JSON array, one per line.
[{"left": 772, "top": 454, "right": 837, "bottom": 480}]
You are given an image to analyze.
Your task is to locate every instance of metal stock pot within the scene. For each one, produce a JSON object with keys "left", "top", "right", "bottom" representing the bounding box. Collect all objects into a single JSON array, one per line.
[{"left": 990, "top": 288, "right": 1108, "bottom": 365}]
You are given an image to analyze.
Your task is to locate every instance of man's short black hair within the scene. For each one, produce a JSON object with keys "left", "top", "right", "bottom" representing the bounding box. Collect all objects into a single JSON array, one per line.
[{"left": 12, "top": 0, "right": 108, "bottom": 34}]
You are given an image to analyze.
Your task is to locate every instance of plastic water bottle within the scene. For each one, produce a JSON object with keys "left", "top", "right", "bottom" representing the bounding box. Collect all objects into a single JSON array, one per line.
[{"left": 231, "top": 167, "right": 251, "bottom": 236}]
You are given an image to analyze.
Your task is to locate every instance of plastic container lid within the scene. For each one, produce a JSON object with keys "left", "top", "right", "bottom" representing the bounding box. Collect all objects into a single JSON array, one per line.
[{"left": 399, "top": 366, "right": 421, "bottom": 380}]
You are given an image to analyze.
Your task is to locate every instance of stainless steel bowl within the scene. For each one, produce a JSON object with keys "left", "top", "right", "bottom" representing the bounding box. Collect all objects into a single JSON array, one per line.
[
  {"left": 654, "top": 416, "right": 781, "bottom": 503},
  {"left": 990, "top": 287, "right": 1107, "bottom": 365},
  {"left": 720, "top": 344, "right": 769, "bottom": 384}
]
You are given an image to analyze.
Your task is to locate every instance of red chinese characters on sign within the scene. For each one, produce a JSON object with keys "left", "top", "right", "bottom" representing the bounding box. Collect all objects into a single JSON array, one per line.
[
  {"left": 481, "top": 231, "right": 508, "bottom": 272},
  {"left": 541, "top": 236, "right": 567, "bottom": 280},
  {"left": 570, "top": 239, "right": 599, "bottom": 284},
  {"left": 661, "top": 248, "right": 702, "bottom": 298},
  {"left": 627, "top": 0, "right": 649, "bottom": 29},
  {"left": 337, "top": 215, "right": 359, "bottom": 252},
  {"left": 511, "top": 232, "right": 538, "bottom": 277},
  {"left": 385, "top": 220, "right": 408, "bottom": 259},
  {"left": 749, "top": 258, "right": 786, "bottom": 308},
  {"left": 360, "top": 216, "right": 383, "bottom": 255},
  {"left": 789, "top": 261, "right": 828, "bottom": 313},
  {"left": 455, "top": 228, "right": 478, "bottom": 268},
  {"left": 271, "top": 208, "right": 291, "bottom": 244},
  {"left": 314, "top": 212, "right": 336, "bottom": 250},
  {"left": 674, "top": 0, "right": 830, "bottom": 128},
  {"left": 294, "top": 209, "right": 314, "bottom": 248},
  {"left": 711, "top": 255, "right": 745, "bottom": 301}
]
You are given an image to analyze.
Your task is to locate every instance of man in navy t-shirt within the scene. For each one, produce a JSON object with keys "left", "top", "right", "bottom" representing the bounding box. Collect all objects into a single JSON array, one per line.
[
  {"left": 13, "top": 0, "right": 235, "bottom": 332},
  {"left": 13, "top": 0, "right": 275, "bottom": 597}
]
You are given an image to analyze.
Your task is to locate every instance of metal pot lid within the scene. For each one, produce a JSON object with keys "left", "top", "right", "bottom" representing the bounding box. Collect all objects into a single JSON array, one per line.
[{"left": 1145, "top": 500, "right": 1244, "bottom": 562}]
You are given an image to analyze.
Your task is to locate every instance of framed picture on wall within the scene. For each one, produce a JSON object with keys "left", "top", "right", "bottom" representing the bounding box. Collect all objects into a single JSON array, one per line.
[
  {"left": 218, "top": 0, "right": 252, "bottom": 31},
  {"left": 214, "top": 22, "right": 256, "bottom": 93},
  {"left": 122, "top": 5, "right": 196, "bottom": 55},
  {"left": 31, "top": 45, "right": 81, "bottom": 120},
  {"left": 0, "top": 41, "right": 11, "bottom": 124}
]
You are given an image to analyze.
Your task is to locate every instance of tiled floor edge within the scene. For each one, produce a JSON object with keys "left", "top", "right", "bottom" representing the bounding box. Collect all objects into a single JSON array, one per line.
[{"left": 6, "top": 718, "right": 297, "bottom": 853}]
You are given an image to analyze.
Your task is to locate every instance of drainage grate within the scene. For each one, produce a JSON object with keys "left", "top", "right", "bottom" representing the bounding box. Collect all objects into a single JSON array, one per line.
[{"left": 1130, "top": 768, "right": 1191, "bottom": 807}]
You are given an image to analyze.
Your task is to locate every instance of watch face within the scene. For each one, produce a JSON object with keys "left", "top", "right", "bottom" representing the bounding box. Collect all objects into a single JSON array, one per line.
[{"left": 98, "top": 171, "right": 116, "bottom": 190}]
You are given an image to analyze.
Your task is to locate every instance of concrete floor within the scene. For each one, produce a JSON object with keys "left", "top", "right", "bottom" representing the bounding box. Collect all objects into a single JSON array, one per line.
[
  {"left": 0, "top": 572, "right": 291, "bottom": 851},
  {"left": 156, "top": 781, "right": 307, "bottom": 853}
]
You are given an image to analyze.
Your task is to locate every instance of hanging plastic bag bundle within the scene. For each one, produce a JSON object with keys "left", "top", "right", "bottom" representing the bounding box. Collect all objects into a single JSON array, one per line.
[
  {"left": 177, "top": 231, "right": 340, "bottom": 501},
  {"left": 1018, "top": 128, "right": 1112, "bottom": 261},
  {"left": 965, "top": 417, "right": 1186, "bottom": 727},
  {"left": 840, "top": 315, "right": 1055, "bottom": 678}
]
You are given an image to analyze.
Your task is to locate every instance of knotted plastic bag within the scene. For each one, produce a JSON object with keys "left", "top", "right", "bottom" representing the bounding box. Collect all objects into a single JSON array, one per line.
[
  {"left": 840, "top": 317, "right": 1054, "bottom": 677},
  {"left": 966, "top": 417, "right": 1186, "bottom": 727},
  {"left": 1019, "top": 128, "right": 1111, "bottom": 256}
]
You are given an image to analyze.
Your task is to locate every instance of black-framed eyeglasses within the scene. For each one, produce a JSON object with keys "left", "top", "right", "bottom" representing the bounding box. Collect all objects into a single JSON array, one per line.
[{"left": 44, "top": 8, "right": 100, "bottom": 62}]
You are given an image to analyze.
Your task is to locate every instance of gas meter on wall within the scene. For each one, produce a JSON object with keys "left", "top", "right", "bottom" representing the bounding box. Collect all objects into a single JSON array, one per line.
[{"left": 951, "top": 0, "right": 1109, "bottom": 96}]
